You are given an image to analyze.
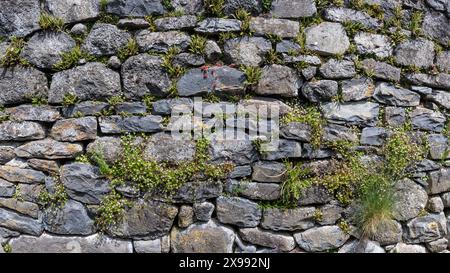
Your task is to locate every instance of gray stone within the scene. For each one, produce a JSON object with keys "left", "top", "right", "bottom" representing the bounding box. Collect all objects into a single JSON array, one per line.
[
  {"left": 224, "top": 36, "right": 272, "bottom": 66},
  {"left": 371, "top": 219, "right": 403, "bottom": 246},
  {"left": 360, "top": 59, "right": 401, "bottom": 82},
  {"left": 0, "top": 166, "right": 45, "bottom": 184},
  {"left": 261, "top": 207, "right": 315, "bottom": 231},
  {"left": 122, "top": 54, "right": 172, "bottom": 99},
  {"left": 393, "top": 178, "right": 428, "bottom": 221},
  {"left": 19, "top": 184, "right": 44, "bottom": 203},
  {"left": 114, "top": 102, "right": 147, "bottom": 115},
  {"left": 195, "top": 18, "right": 241, "bottom": 33},
  {"left": 338, "top": 240, "right": 385, "bottom": 253},
  {"left": 232, "top": 181, "right": 281, "bottom": 201},
  {"left": 322, "top": 124, "right": 357, "bottom": 143},
  {"left": 319, "top": 59, "right": 356, "bottom": 79},
  {"left": 394, "top": 38, "right": 435, "bottom": 68},
  {"left": 390, "top": 243, "right": 427, "bottom": 253},
  {"left": 49, "top": 63, "right": 121, "bottom": 104},
  {"left": 281, "top": 122, "right": 312, "bottom": 142},
  {"left": 270, "top": 0, "right": 317, "bottom": 18},
  {"left": 317, "top": 203, "right": 344, "bottom": 225},
  {"left": 0, "top": 208, "right": 42, "bottom": 236},
  {"left": 62, "top": 101, "right": 109, "bottom": 118},
  {"left": 177, "top": 66, "right": 246, "bottom": 97},
  {"left": 426, "top": 238, "right": 448, "bottom": 253},
  {"left": 427, "top": 134, "right": 449, "bottom": 160},
  {"left": 172, "top": 0, "right": 204, "bottom": 14},
  {"left": 427, "top": 197, "right": 444, "bottom": 213},
  {"left": 143, "top": 132, "right": 195, "bottom": 164},
  {"left": 385, "top": 107, "right": 406, "bottom": 127},
  {"left": 373, "top": 82, "right": 420, "bottom": 107},
  {"left": 341, "top": 77, "right": 374, "bottom": 102},
  {"left": 178, "top": 205, "right": 194, "bottom": 228},
  {"left": 411, "top": 86, "right": 433, "bottom": 95},
  {"left": 134, "top": 237, "right": 170, "bottom": 253},
  {"left": 50, "top": 117, "right": 98, "bottom": 142},
  {"left": 428, "top": 169, "right": 450, "bottom": 194},
  {"left": 0, "top": 179, "right": 15, "bottom": 197},
  {"left": 173, "top": 53, "right": 205, "bottom": 66},
  {"left": 305, "top": 22, "right": 349, "bottom": 55},
  {"left": 239, "top": 227, "right": 296, "bottom": 252},
  {"left": 43, "top": 200, "right": 95, "bottom": 235},
  {"left": 301, "top": 80, "right": 338, "bottom": 103},
  {"left": 9, "top": 234, "right": 132, "bottom": 253},
  {"left": 252, "top": 161, "right": 286, "bottom": 183},
  {"left": 43, "top": 0, "right": 100, "bottom": 24},
  {"left": 21, "top": 31, "right": 76, "bottom": 69},
  {"left": 360, "top": 127, "right": 388, "bottom": 146},
  {"left": 276, "top": 40, "right": 301, "bottom": 54},
  {"left": 301, "top": 144, "right": 334, "bottom": 160},
  {"left": 60, "top": 163, "right": 110, "bottom": 205},
  {"left": 237, "top": 97, "right": 293, "bottom": 116},
  {"left": 442, "top": 192, "right": 450, "bottom": 208},
  {"left": 110, "top": 199, "right": 178, "bottom": 239},
  {"left": 210, "top": 133, "right": 257, "bottom": 164},
  {"left": 117, "top": 18, "right": 151, "bottom": 29},
  {"left": 323, "top": 7, "right": 382, "bottom": 29},
  {"left": 27, "top": 159, "right": 59, "bottom": 174},
  {"left": 151, "top": 98, "right": 193, "bottom": 115},
  {"left": 106, "top": 0, "right": 165, "bottom": 16},
  {"left": 422, "top": 11, "right": 450, "bottom": 46},
  {"left": 0, "top": 121, "right": 45, "bottom": 141},
  {"left": 136, "top": 30, "right": 190, "bottom": 53},
  {"left": 406, "top": 213, "right": 447, "bottom": 243},
  {"left": 171, "top": 220, "right": 235, "bottom": 253},
  {"left": 250, "top": 17, "right": 300, "bottom": 38},
  {"left": 172, "top": 180, "right": 222, "bottom": 203},
  {"left": 193, "top": 202, "right": 214, "bottom": 222},
  {"left": 354, "top": 32, "right": 393, "bottom": 58},
  {"left": 261, "top": 139, "right": 302, "bottom": 160},
  {"left": 107, "top": 56, "right": 121, "bottom": 69},
  {"left": 223, "top": 0, "right": 262, "bottom": 15},
  {"left": 426, "top": 0, "right": 448, "bottom": 11},
  {"left": 0, "top": 66, "right": 48, "bottom": 106},
  {"left": 99, "top": 115, "right": 163, "bottom": 134},
  {"left": 406, "top": 73, "right": 450, "bottom": 91},
  {"left": 294, "top": 225, "right": 350, "bottom": 252},
  {"left": 154, "top": 15, "right": 197, "bottom": 31},
  {"left": 283, "top": 54, "right": 322, "bottom": 66},
  {"left": 82, "top": 23, "right": 131, "bottom": 56},
  {"left": 256, "top": 65, "right": 301, "bottom": 97},
  {"left": 436, "top": 51, "right": 450, "bottom": 73},
  {"left": 298, "top": 185, "right": 333, "bottom": 206},
  {"left": 229, "top": 165, "right": 252, "bottom": 178},
  {"left": 6, "top": 105, "right": 61, "bottom": 123},
  {"left": 205, "top": 40, "right": 222, "bottom": 62},
  {"left": 216, "top": 196, "right": 261, "bottom": 227},
  {"left": 15, "top": 138, "right": 83, "bottom": 160},
  {"left": 0, "top": 198, "right": 39, "bottom": 218},
  {"left": 70, "top": 23, "right": 88, "bottom": 35},
  {"left": 410, "top": 107, "right": 446, "bottom": 133},
  {"left": 0, "top": 0, "right": 40, "bottom": 37}
]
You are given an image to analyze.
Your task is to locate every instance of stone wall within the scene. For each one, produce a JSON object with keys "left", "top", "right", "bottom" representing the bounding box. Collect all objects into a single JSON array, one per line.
[{"left": 0, "top": 0, "right": 449, "bottom": 253}]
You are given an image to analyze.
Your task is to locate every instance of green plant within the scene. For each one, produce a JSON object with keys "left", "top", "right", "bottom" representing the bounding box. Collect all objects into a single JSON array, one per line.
[
  {"left": 99, "top": 0, "right": 119, "bottom": 24},
  {"left": 280, "top": 162, "right": 314, "bottom": 206},
  {"left": 262, "top": 0, "right": 273, "bottom": 13},
  {"left": 204, "top": 92, "right": 221, "bottom": 103},
  {"left": 144, "top": 16, "right": 157, "bottom": 32},
  {"left": 39, "top": 12, "right": 64, "bottom": 31},
  {"left": 241, "top": 65, "right": 262, "bottom": 86},
  {"left": 389, "top": 29, "right": 407, "bottom": 45},
  {"left": 62, "top": 92, "right": 79, "bottom": 106},
  {"left": 96, "top": 190, "right": 131, "bottom": 232},
  {"left": 76, "top": 154, "right": 90, "bottom": 163},
  {"left": 162, "top": 0, "right": 174, "bottom": 11},
  {"left": 265, "top": 49, "right": 282, "bottom": 65},
  {"left": 117, "top": 39, "right": 139, "bottom": 62},
  {"left": 188, "top": 35, "right": 207, "bottom": 55},
  {"left": 233, "top": 8, "right": 252, "bottom": 36},
  {"left": 337, "top": 219, "right": 351, "bottom": 234},
  {"left": 266, "top": 33, "right": 282, "bottom": 44},
  {"left": 219, "top": 32, "right": 237, "bottom": 44},
  {"left": 365, "top": 4, "right": 384, "bottom": 20},
  {"left": 342, "top": 21, "right": 366, "bottom": 37},
  {"left": 12, "top": 184, "right": 23, "bottom": 201},
  {"left": 0, "top": 36, "right": 29, "bottom": 67},
  {"left": 204, "top": 0, "right": 225, "bottom": 17},
  {"left": 38, "top": 180, "right": 68, "bottom": 209},
  {"left": 31, "top": 95, "right": 48, "bottom": 106},
  {"left": 313, "top": 209, "right": 323, "bottom": 222},
  {"left": 107, "top": 95, "right": 125, "bottom": 106},
  {"left": 142, "top": 94, "right": 157, "bottom": 109},
  {"left": 162, "top": 46, "right": 186, "bottom": 78},
  {"left": 2, "top": 244, "right": 11, "bottom": 253},
  {"left": 349, "top": 0, "right": 365, "bottom": 10},
  {"left": 53, "top": 46, "right": 95, "bottom": 71},
  {"left": 410, "top": 11, "right": 423, "bottom": 38}
]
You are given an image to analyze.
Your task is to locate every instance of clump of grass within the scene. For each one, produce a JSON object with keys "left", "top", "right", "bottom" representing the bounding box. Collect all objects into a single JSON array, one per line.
[
  {"left": 39, "top": 12, "right": 64, "bottom": 31},
  {"left": 280, "top": 162, "right": 314, "bottom": 206},
  {"left": 31, "top": 95, "right": 48, "bottom": 106},
  {"left": 389, "top": 29, "right": 407, "bottom": 45},
  {"left": 162, "top": 46, "right": 186, "bottom": 78},
  {"left": 117, "top": 39, "right": 139, "bottom": 62},
  {"left": 107, "top": 95, "right": 125, "bottom": 106},
  {"left": 188, "top": 35, "right": 207, "bottom": 55},
  {"left": 162, "top": 0, "right": 174, "bottom": 11},
  {"left": 0, "top": 36, "right": 29, "bottom": 67},
  {"left": 266, "top": 33, "right": 282, "bottom": 44},
  {"left": 233, "top": 8, "right": 253, "bottom": 36},
  {"left": 410, "top": 11, "right": 423, "bottom": 38},
  {"left": 204, "top": 0, "right": 225, "bottom": 17},
  {"left": 241, "top": 65, "right": 262, "bottom": 86},
  {"left": 265, "top": 49, "right": 282, "bottom": 65},
  {"left": 349, "top": 0, "right": 365, "bottom": 10},
  {"left": 262, "top": 0, "right": 273, "bottom": 13},
  {"left": 96, "top": 190, "right": 131, "bottom": 232},
  {"left": 53, "top": 46, "right": 95, "bottom": 71},
  {"left": 144, "top": 16, "right": 157, "bottom": 32},
  {"left": 38, "top": 180, "right": 68, "bottom": 209},
  {"left": 342, "top": 21, "right": 367, "bottom": 37},
  {"left": 99, "top": 0, "right": 119, "bottom": 24},
  {"left": 62, "top": 92, "right": 79, "bottom": 106},
  {"left": 218, "top": 32, "right": 238, "bottom": 44}
]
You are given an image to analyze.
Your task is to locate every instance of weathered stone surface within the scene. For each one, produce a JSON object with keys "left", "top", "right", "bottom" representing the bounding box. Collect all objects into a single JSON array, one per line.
[
  {"left": 360, "top": 127, "right": 388, "bottom": 146},
  {"left": 422, "top": 11, "right": 450, "bottom": 46},
  {"left": 427, "top": 134, "right": 449, "bottom": 160},
  {"left": 360, "top": 59, "right": 401, "bottom": 82},
  {"left": 394, "top": 38, "right": 435, "bottom": 68},
  {"left": 44, "top": 0, "right": 100, "bottom": 24},
  {"left": 171, "top": 220, "right": 235, "bottom": 253},
  {"left": 406, "top": 213, "right": 447, "bottom": 243},
  {"left": 270, "top": 0, "right": 316, "bottom": 18},
  {"left": 261, "top": 207, "right": 315, "bottom": 231},
  {"left": 178, "top": 66, "right": 246, "bottom": 97},
  {"left": 114, "top": 102, "right": 147, "bottom": 115},
  {"left": 107, "top": 0, "right": 165, "bottom": 16},
  {"left": 239, "top": 227, "right": 296, "bottom": 252},
  {"left": 6, "top": 105, "right": 60, "bottom": 123},
  {"left": 50, "top": 117, "right": 97, "bottom": 142},
  {"left": 305, "top": 22, "right": 349, "bottom": 55},
  {"left": 428, "top": 90, "right": 450, "bottom": 111},
  {"left": 323, "top": 7, "right": 381, "bottom": 29},
  {"left": 154, "top": 15, "right": 197, "bottom": 31},
  {"left": 393, "top": 178, "right": 428, "bottom": 221},
  {"left": 252, "top": 161, "right": 285, "bottom": 183},
  {"left": 338, "top": 240, "right": 385, "bottom": 253},
  {"left": 19, "top": 184, "right": 44, "bottom": 203},
  {"left": 172, "top": 180, "right": 222, "bottom": 203},
  {"left": 323, "top": 124, "right": 358, "bottom": 142},
  {"left": 428, "top": 169, "right": 450, "bottom": 194},
  {"left": 15, "top": 139, "right": 83, "bottom": 160},
  {"left": 134, "top": 237, "right": 170, "bottom": 253},
  {"left": 62, "top": 101, "right": 109, "bottom": 118},
  {"left": 223, "top": 0, "right": 261, "bottom": 15},
  {"left": 294, "top": 226, "right": 350, "bottom": 252},
  {"left": 232, "top": 181, "right": 281, "bottom": 201},
  {"left": 0, "top": 198, "right": 39, "bottom": 218},
  {"left": 21, "top": 31, "right": 76, "bottom": 69},
  {"left": 301, "top": 80, "right": 338, "bottom": 103},
  {"left": 298, "top": 185, "right": 333, "bottom": 206},
  {"left": 117, "top": 18, "right": 150, "bottom": 29},
  {"left": 261, "top": 139, "right": 302, "bottom": 160},
  {"left": 0, "top": 166, "right": 45, "bottom": 184},
  {"left": 70, "top": 23, "right": 88, "bottom": 35},
  {"left": 0, "top": 66, "right": 48, "bottom": 106},
  {"left": 410, "top": 107, "right": 446, "bottom": 133},
  {"left": 427, "top": 197, "right": 444, "bottom": 213},
  {"left": 43, "top": 200, "right": 95, "bottom": 235},
  {"left": 436, "top": 51, "right": 450, "bottom": 73},
  {"left": 86, "top": 138, "right": 121, "bottom": 165},
  {"left": 354, "top": 32, "right": 393, "bottom": 58},
  {"left": 143, "top": 132, "right": 196, "bottom": 164},
  {"left": 216, "top": 196, "right": 261, "bottom": 227},
  {"left": 0, "top": 0, "right": 40, "bottom": 37},
  {"left": 195, "top": 18, "right": 241, "bottom": 33},
  {"left": 390, "top": 242, "right": 427, "bottom": 253},
  {"left": 205, "top": 40, "right": 222, "bottom": 62},
  {"left": 256, "top": 65, "right": 301, "bottom": 97},
  {"left": 319, "top": 59, "right": 356, "bottom": 79},
  {"left": 122, "top": 54, "right": 171, "bottom": 99},
  {"left": 152, "top": 98, "right": 193, "bottom": 115},
  {"left": 193, "top": 202, "right": 214, "bottom": 222},
  {"left": 341, "top": 77, "right": 374, "bottom": 102},
  {"left": 209, "top": 134, "right": 256, "bottom": 165},
  {"left": 136, "top": 30, "right": 190, "bottom": 53},
  {"left": 238, "top": 97, "right": 293, "bottom": 116},
  {"left": 229, "top": 165, "right": 252, "bottom": 178},
  {"left": 0, "top": 208, "right": 42, "bottom": 236},
  {"left": 27, "top": 159, "right": 59, "bottom": 174},
  {"left": 49, "top": 63, "right": 121, "bottom": 104},
  {"left": 406, "top": 73, "right": 450, "bottom": 91},
  {"left": 0, "top": 179, "right": 15, "bottom": 197},
  {"left": 60, "top": 163, "right": 110, "bottom": 205},
  {"left": 281, "top": 122, "right": 311, "bottom": 142},
  {"left": 373, "top": 82, "right": 420, "bottom": 107},
  {"left": 250, "top": 17, "right": 300, "bottom": 38},
  {"left": 173, "top": 53, "right": 205, "bottom": 67},
  {"left": 9, "top": 233, "right": 132, "bottom": 253},
  {"left": 0, "top": 121, "right": 45, "bottom": 141},
  {"left": 317, "top": 203, "right": 343, "bottom": 225},
  {"left": 82, "top": 23, "right": 131, "bottom": 56},
  {"left": 99, "top": 115, "right": 163, "bottom": 134},
  {"left": 426, "top": 238, "right": 448, "bottom": 253},
  {"left": 224, "top": 36, "right": 272, "bottom": 66},
  {"left": 110, "top": 199, "right": 178, "bottom": 239},
  {"left": 322, "top": 102, "right": 379, "bottom": 127}
]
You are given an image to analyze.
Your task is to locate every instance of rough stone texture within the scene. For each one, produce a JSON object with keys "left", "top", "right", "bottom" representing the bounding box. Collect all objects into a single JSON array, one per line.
[
  {"left": 43, "top": 200, "right": 95, "bottom": 235},
  {"left": 0, "top": 208, "right": 43, "bottom": 236},
  {"left": 232, "top": 181, "right": 281, "bottom": 201},
  {"left": 390, "top": 243, "right": 427, "bottom": 253},
  {"left": 410, "top": 107, "right": 446, "bottom": 133},
  {"left": 239, "top": 227, "right": 296, "bottom": 252},
  {"left": 252, "top": 161, "right": 286, "bottom": 183},
  {"left": 15, "top": 139, "right": 83, "bottom": 159},
  {"left": 319, "top": 59, "right": 356, "bottom": 79},
  {"left": 0, "top": 198, "right": 39, "bottom": 218},
  {"left": 323, "top": 7, "right": 382, "bottom": 29},
  {"left": 394, "top": 39, "right": 435, "bottom": 69},
  {"left": 136, "top": 30, "right": 190, "bottom": 53},
  {"left": 339, "top": 240, "right": 385, "bottom": 253},
  {"left": 0, "top": 166, "right": 46, "bottom": 184},
  {"left": 0, "top": 0, "right": 40, "bottom": 37},
  {"left": 224, "top": 36, "right": 272, "bottom": 66},
  {"left": 250, "top": 17, "right": 300, "bottom": 38},
  {"left": 270, "top": 0, "right": 317, "bottom": 18},
  {"left": 406, "top": 213, "right": 447, "bottom": 243},
  {"left": 392, "top": 178, "right": 428, "bottom": 221},
  {"left": 427, "top": 134, "right": 449, "bottom": 160},
  {"left": 196, "top": 18, "right": 241, "bottom": 33},
  {"left": 305, "top": 22, "right": 350, "bottom": 55},
  {"left": 360, "top": 127, "right": 388, "bottom": 146},
  {"left": 106, "top": 0, "right": 165, "bottom": 16},
  {"left": 294, "top": 226, "right": 350, "bottom": 252},
  {"left": 223, "top": 0, "right": 261, "bottom": 15},
  {"left": 428, "top": 169, "right": 450, "bottom": 194},
  {"left": 436, "top": 51, "right": 450, "bottom": 73},
  {"left": 371, "top": 220, "right": 403, "bottom": 246},
  {"left": 406, "top": 73, "right": 450, "bottom": 91},
  {"left": 83, "top": 23, "right": 131, "bottom": 56},
  {"left": 143, "top": 132, "right": 195, "bottom": 164},
  {"left": 216, "top": 196, "right": 261, "bottom": 227},
  {"left": 50, "top": 117, "right": 98, "bottom": 142},
  {"left": 354, "top": 32, "right": 393, "bottom": 58},
  {"left": 256, "top": 65, "right": 301, "bottom": 97},
  {"left": 172, "top": 180, "right": 222, "bottom": 203},
  {"left": 6, "top": 105, "right": 61, "bottom": 123},
  {"left": 0, "top": 121, "right": 45, "bottom": 141},
  {"left": 261, "top": 207, "right": 315, "bottom": 231},
  {"left": 322, "top": 102, "right": 379, "bottom": 127},
  {"left": 421, "top": 11, "right": 450, "bottom": 46},
  {"left": 341, "top": 77, "right": 374, "bottom": 102},
  {"left": 302, "top": 80, "right": 338, "bottom": 103},
  {"left": 360, "top": 59, "right": 401, "bottom": 82},
  {"left": 44, "top": 0, "right": 100, "bottom": 24},
  {"left": 154, "top": 15, "right": 197, "bottom": 31},
  {"left": 0, "top": 179, "right": 15, "bottom": 197},
  {"left": 99, "top": 115, "right": 163, "bottom": 134},
  {"left": 373, "top": 82, "right": 420, "bottom": 107}
]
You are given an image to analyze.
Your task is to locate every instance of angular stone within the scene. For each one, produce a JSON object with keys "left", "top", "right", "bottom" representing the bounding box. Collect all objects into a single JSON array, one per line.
[
  {"left": 390, "top": 242, "right": 427, "bottom": 253},
  {"left": 354, "top": 32, "right": 393, "bottom": 58},
  {"left": 261, "top": 207, "right": 315, "bottom": 231},
  {"left": 0, "top": 208, "right": 42, "bottom": 236},
  {"left": 323, "top": 7, "right": 382, "bottom": 29},
  {"left": 172, "top": 180, "right": 222, "bottom": 203},
  {"left": 0, "top": 121, "right": 45, "bottom": 141},
  {"left": 237, "top": 97, "right": 292, "bottom": 116},
  {"left": 323, "top": 124, "right": 358, "bottom": 142},
  {"left": 171, "top": 220, "right": 235, "bottom": 253},
  {"left": 43, "top": 200, "right": 95, "bottom": 235},
  {"left": 209, "top": 133, "right": 256, "bottom": 165},
  {"left": 410, "top": 107, "right": 446, "bottom": 133},
  {"left": 294, "top": 226, "right": 350, "bottom": 252},
  {"left": 193, "top": 202, "right": 214, "bottom": 222},
  {"left": 427, "top": 134, "right": 449, "bottom": 160},
  {"left": 428, "top": 169, "right": 450, "bottom": 194},
  {"left": 49, "top": 63, "right": 121, "bottom": 104},
  {"left": 298, "top": 185, "right": 333, "bottom": 206},
  {"left": 9, "top": 233, "right": 132, "bottom": 253},
  {"left": 21, "top": 31, "right": 76, "bottom": 69},
  {"left": 0, "top": 179, "right": 15, "bottom": 198},
  {"left": 261, "top": 139, "right": 302, "bottom": 160},
  {"left": 143, "top": 132, "right": 195, "bottom": 164},
  {"left": 406, "top": 213, "right": 447, "bottom": 243},
  {"left": 114, "top": 102, "right": 147, "bottom": 115},
  {"left": 154, "top": 15, "right": 197, "bottom": 31},
  {"left": 301, "top": 80, "right": 338, "bottom": 103},
  {"left": 0, "top": 166, "right": 45, "bottom": 184},
  {"left": 256, "top": 65, "right": 301, "bottom": 97},
  {"left": 406, "top": 73, "right": 450, "bottom": 91},
  {"left": 86, "top": 137, "right": 122, "bottom": 165},
  {"left": 252, "top": 161, "right": 286, "bottom": 183},
  {"left": 60, "top": 163, "right": 110, "bottom": 205},
  {"left": 361, "top": 59, "right": 401, "bottom": 82},
  {"left": 338, "top": 240, "right": 385, "bottom": 253},
  {"left": 135, "top": 30, "right": 190, "bottom": 53},
  {"left": 205, "top": 40, "right": 222, "bottom": 62},
  {"left": 6, "top": 105, "right": 60, "bottom": 123},
  {"left": 250, "top": 17, "right": 300, "bottom": 38},
  {"left": 27, "top": 159, "right": 59, "bottom": 174},
  {"left": 239, "top": 227, "right": 296, "bottom": 252},
  {"left": 99, "top": 115, "right": 163, "bottom": 134},
  {"left": 43, "top": 0, "right": 100, "bottom": 24},
  {"left": 319, "top": 59, "right": 356, "bottom": 79},
  {"left": 233, "top": 181, "right": 281, "bottom": 201},
  {"left": 19, "top": 184, "right": 44, "bottom": 203},
  {"left": 436, "top": 51, "right": 450, "bottom": 73},
  {"left": 62, "top": 101, "right": 109, "bottom": 118},
  {"left": 0, "top": 0, "right": 40, "bottom": 37},
  {"left": 422, "top": 11, "right": 450, "bottom": 46},
  {"left": 322, "top": 102, "right": 379, "bottom": 127},
  {"left": 216, "top": 196, "right": 261, "bottom": 227},
  {"left": 360, "top": 127, "right": 388, "bottom": 146},
  {"left": 134, "top": 237, "right": 170, "bottom": 253},
  {"left": 442, "top": 193, "right": 450, "bottom": 208},
  {"left": 195, "top": 18, "right": 241, "bottom": 33},
  {"left": 341, "top": 77, "right": 374, "bottom": 102},
  {"left": 394, "top": 38, "right": 435, "bottom": 68},
  {"left": 281, "top": 122, "right": 311, "bottom": 142},
  {"left": 50, "top": 117, "right": 97, "bottom": 142},
  {"left": 0, "top": 198, "right": 39, "bottom": 218},
  {"left": 70, "top": 23, "right": 88, "bottom": 35},
  {"left": 223, "top": 0, "right": 261, "bottom": 15},
  {"left": 426, "top": 238, "right": 448, "bottom": 253},
  {"left": 178, "top": 66, "right": 246, "bottom": 97},
  {"left": 152, "top": 98, "right": 193, "bottom": 115},
  {"left": 305, "top": 22, "right": 349, "bottom": 55},
  {"left": 15, "top": 138, "right": 83, "bottom": 160},
  {"left": 173, "top": 53, "right": 205, "bottom": 67},
  {"left": 117, "top": 18, "right": 150, "bottom": 29},
  {"left": 393, "top": 178, "right": 428, "bottom": 221},
  {"left": 317, "top": 203, "right": 344, "bottom": 225},
  {"left": 0, "top": 66, "right": 48, "bottom": 106},
  {"left": 106, "top": 0, "right": 165, "bottom": 16},
  {"left": 427, "top": 197, "right": 444, "bottom": 213},
  {"left": 229, "top": 165, "right": 252, "bottom": 179},
  {"left": 373, "top": 82, "right": 420, "bottom": 107},
  {"left": 270, "top": 0, "right": 316, "bottom": 18},
  {"left": 82, "top": 23, "right": 131, "bottom": 56},
  {"left": 224, "top": 36, "right": 272, "bottom": 66},
  {"left": 301, "top": 144, "right": 334, "bottom": 160},
  {"left": 385, "top": 107, "right": 406, "bottom": 127}
]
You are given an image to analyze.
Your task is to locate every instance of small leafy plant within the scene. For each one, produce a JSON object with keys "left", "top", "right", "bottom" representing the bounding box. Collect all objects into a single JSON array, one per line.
[
  {"left": 0, "top": 36, "right": 29, "bottom": 67},
  {"left": 188, "top": 35, "right": 207, "bottom": 55},
  {"left": 117, "top": 39, "right": 139, "bottom": 62},
  {"left": 39, "top": 12, "right": 64, "bottom": 31}
]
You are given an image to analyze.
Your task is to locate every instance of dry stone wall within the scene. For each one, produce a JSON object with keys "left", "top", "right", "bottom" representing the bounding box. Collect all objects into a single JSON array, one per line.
[{"left": 0, "top": 0, "right": 449, "bottom": 253}]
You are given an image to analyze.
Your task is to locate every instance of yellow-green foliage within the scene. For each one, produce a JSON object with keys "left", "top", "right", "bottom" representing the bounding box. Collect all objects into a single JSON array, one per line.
[
  {"left": 188, "top": 35, "right": 207, "bottom": 55},
  {"left": 410, "top": 11, "right": 423, "bottom": 37},
  {"left": 262, "top": 0, "right": 272, "bottom": 12},
  {"left": 39, "top": 12, "right": 64, "bottom": 31},
  {"left": 265, "top": 49, "right": 282, "bottom": 65},
  {"left": 234, "top": 8, "right": 252, "bottom": 36},
  {"left": 0, "top": 37, "right": 29, "bottom": 67},
  {"left": 117, "top": 39, "right": 139, "bottom": 62},
  {"left": 53, "top": 46, "right": 95, "bottom": 71},
  {"left": 281, "top": 162, "right": 314, "bottom": 206},
  {"left": 162, "top": 46, "right": 186, "bottom": 78},
  {"left": 241, "top": 65, "right": 262, "bottom": 86},
  {"left": 204, "top": 0, "right": 225, "bottom": 17},
  {"left": 62, "top": 92, "right": 79, "bottom": 106},
  {"left": 38, "top": 181, "right": 68, "bottom": 209},
  {"left": 95, "top": 190, "right": 131, "bottom": 231}
]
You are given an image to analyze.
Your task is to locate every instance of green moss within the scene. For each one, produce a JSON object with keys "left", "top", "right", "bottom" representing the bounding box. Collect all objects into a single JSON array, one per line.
[
  {"left": 342, "top": 21, "right": 367, "bottom": 37},
  {"left": 337, "top": 219, "right": 351, "bottom": 234},
  {"left": 117, "top": 39, "right": 139, "bottom": 62},
  {"left": 266, "top": 33, "right": 282, "bottom": 44},
  {"left": 53, "top": 46, "right": 95, "bottom": 71},
  {"left": 219, "top": 32, "right": 238, "bottom": 44},
  {"left": 107, "top": 95, "right": 125, "bottom": 106},
  {"left": 162, "top": 0, "right": 174, "bottom": 11},
  {"left": 31, "top": 95, "right": 48, "bottom": 106},
  {"left": 280, "top": 161, "right": 314, "bottom": 206},
  {"left": 39, "top": 12, "right": 64, "bottom": 31},
  {"left": 95, "top": 190, "right": 131, "bottom": 232},
  {"left": 38, "top": 180, "right": 68, "bottom": 209},
  {"left": 98, "top": 0, "right": 119, "bottom": 24},
  {"left": 188, "top": 35, "right": 207, "bottom": 55},
  {"left": 0, "top": 36, "right": 29, "bottom": 67}
]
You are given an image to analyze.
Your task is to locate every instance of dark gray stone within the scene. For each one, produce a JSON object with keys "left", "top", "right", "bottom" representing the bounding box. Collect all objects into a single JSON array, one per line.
[
  {"left": 216, "top": 196, "right": 261, "bottom": 227},
  {"left": 151, "top": 98, "right": 193, "bottom": 115},
  {"left": 427, "top": 134, "right": 449, "bottom": 160},
  {"left": 82, "top": 23, "right": 131, "bottom": 56},
  {"left": 261, "top": 139, "right": 302, "bottom": 160},
  {"left": 319, "top": 59, "right": 356, "bottom": 79},
  {"left": 250, "top": 17, "right": 300, "bottom": 38},
  {"left": 0, "top": 0, "right": 40, "bottom": 37},
  {"left": 252, "top": 161, "right": 286, "bottom": 183},
  {"left": 136, "top": 30, "right": 190, "bottom": 53},
  {"left": 107, "top": 0, "right": 165, "bottom": 16},
  {"left": 224, "top": 36, "right": 272, "bottom": 66},
  {"left": 422, "top": 11, "right": 450, "bottom": 46},
  {"left": 270, "top": 0, "right": 317, "bottom": 18},
  {"left": 62, "top": 101, "right": 109, "bottom": 118},
  {"left": 256, "top": 65, "right": 301, "bottom": 97},
  {"left": 50, "top": 117, "right": 98, "bottom": 142},
  {"left": 99, "top": 115, "right": 163, "bottom": 134},
  {"left": 360, "top": 59, "right": 401, "bottom": 82},
  {"left": 0, "top": 179, "right": 15, "bottom": 197},
  {"left": 302, "top": 80, "right": 338, "bottom": 103},
  {"left": 373, "top": 82, "right": 420, "bottom": 107},
  {"left": 406, "top": 213, "right": 447, "bottom": 243},
  {"left": 154, "top": 15, "right": 197, "bottom": 31},
  {"left": 360, "top": 127, "right": 388, "bottom": 146},
  {"left": 261, "top": 207, "right": 315, "bottom": 231},
  {"left": 223, "top": 0, "right": 262, "bottom": 15},
  {"left": 143, "top": 132, "right": 195, "bottom": 164},
  {"left": 43, "top": 0, "right": 100, "bottom": 24},
  {"left": 406, "top": 73, "right": 450, "bottom": 91},
  {"left": 117, "top": 18, "right": 150, "bottom": 29},
  {"left": 193, "top": 202, "right": 215, "bottom": 222},
  {"left": 428, "top": 169, "right": 450, "bottom": 194},
  {"left": 341, "top": 77, "right": 374, "bottom": 102},
  {"left": 0, "top": 208, "right": 43, "bottom": 236},
  {"left": 0, "top": 166, "right": 46, "bottom": 184},
  {"left": 115, "top": 102, "right": 147, "bottom": 115},
  {"left": 0, "top": 121, "right": 45, "bottom": 141},
  {"left": 195, "top": 18, "right": 241, "bottom": 33},
  {"left": 323, "top": 7, "right": 382, "bottom": 29},
  {"left": 394, "top": 38, "right": 435, "bottom": 68},
  {"left": 410, "top": 107, "right": 446, "bottom": 133},
  {"left": 173, "top": 53, "right": 205, "bottom": 67},
  {"left": 305, "top": 22, "right": 349, "bottom": 55},
  {"left": 6, "top": 105, "right": 61, "bottom": 122},
  {"left": 15, "top": 138, "right": 83, "bottom": 159},
  {"left": 172, "top": 180, "right": 223, "bottom": 203},
  {"left": 298, "top": 185, "right": 333, "bottom": 206},
  {"left": 281, "top": 122, "right": 312, "bottom": 142},
  {"left": 43, "top": 200, "right": 95, "bottom": 235}
]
